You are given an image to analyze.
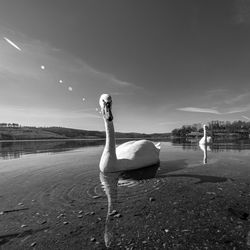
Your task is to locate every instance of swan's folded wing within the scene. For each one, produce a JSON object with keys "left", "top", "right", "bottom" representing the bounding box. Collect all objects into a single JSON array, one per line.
[{"left": 116, "top": 140, "right": 160, "bottom": 160}]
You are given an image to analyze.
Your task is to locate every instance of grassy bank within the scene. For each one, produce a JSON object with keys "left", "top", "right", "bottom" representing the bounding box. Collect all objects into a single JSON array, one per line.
[{"left": 0, "top": 126, "right": 170, "bottom": 140}]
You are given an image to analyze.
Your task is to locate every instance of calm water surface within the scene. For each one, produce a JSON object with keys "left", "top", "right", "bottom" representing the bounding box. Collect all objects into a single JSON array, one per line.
[{"left": 0, "top": 139, "right": 250, "bottom": 249}]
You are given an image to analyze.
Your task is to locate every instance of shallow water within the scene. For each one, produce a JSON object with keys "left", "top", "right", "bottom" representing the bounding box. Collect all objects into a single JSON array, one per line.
[{"left": 0, "top": 139, "right": 250, "bottom": 249}]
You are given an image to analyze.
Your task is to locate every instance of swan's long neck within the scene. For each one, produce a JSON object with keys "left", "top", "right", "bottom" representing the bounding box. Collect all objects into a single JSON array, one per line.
[
  {"left": 203, "top": 126, "right": 207, "bottom": 140},
  {"left": 99, "top": 119, "right": 117, "bottom": 172},
  {"left": 104, "top": 120, "right": 116, "bottom": 156}
]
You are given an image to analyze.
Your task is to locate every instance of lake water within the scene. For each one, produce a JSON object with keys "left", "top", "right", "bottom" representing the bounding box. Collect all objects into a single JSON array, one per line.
[{"left": 0, "top": 139, "right": 250, "bottom": 249}]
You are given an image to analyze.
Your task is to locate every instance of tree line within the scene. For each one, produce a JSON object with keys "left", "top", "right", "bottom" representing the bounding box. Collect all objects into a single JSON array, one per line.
[
  {"left": 0, "top": 123, "right": 20, "bottom": 128},
  {"left": 171, "top": 120, "right": 250, "bottom": 137}
]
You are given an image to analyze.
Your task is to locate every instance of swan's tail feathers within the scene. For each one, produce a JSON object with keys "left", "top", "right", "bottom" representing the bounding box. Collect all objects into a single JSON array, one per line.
[{"left": 155, "top": 142, "right": 161, "bottom": 150}]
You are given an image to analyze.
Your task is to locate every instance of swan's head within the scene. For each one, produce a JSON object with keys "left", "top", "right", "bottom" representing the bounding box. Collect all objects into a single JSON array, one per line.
[
  {"left": 203, "top": 124, "right": 208, "bottom": 129},
  {"left": 99, "top": 94, "right": 113, "bottom": 122}
]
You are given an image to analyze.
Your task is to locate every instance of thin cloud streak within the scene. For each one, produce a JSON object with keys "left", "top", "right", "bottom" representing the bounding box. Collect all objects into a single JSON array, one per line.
[
  {"left": 73, "top": 58, "right": 141, "bottom": 89},
  {"left": 177, "top": 107, "right": 221, "bottom": 114},
  {"left": 178, "top": 105, "right": 250, "bottom": 115},
  {"left": 242, "top": 115, "right": 250, "bottom": 121},
  {"left": 224, "top": 92, "right": 250, "bottom": 105}
]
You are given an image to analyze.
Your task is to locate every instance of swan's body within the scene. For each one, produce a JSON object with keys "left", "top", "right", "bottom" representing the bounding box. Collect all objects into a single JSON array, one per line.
[
  {"left": 199, "top": 125, "right": 212, "bottom": 145},
  {"left": 99, "top": 94, "right": 160, "bottom": 173},
  {"left": 199, "top": 136, "right": 212, "bottom": 145},
  {"left": 116, "top": 140, "right": 160, "bottom": 170}
]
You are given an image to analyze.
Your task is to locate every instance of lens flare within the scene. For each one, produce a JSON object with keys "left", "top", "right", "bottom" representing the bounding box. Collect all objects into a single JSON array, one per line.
[
  {"left": 4, "top": 37, "right": 22, "bottom": 51},
  {"left": 68, "top": 86, "right": 73, "bottom": 91}
]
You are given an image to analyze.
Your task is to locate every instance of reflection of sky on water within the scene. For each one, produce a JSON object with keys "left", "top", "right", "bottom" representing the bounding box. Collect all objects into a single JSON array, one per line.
[
  {"left": 1, "top": 139, "right": 250, "bottom": 161},
  {"left": 0, "top": 140, "right": 105, "bottom": 160}
]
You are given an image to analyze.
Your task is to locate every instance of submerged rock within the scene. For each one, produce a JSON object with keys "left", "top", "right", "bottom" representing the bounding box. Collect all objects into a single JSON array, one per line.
[
  {"left": 57, "top": 213, "right": 65, "bottom": 219},
  {"left": 109, "top": 210, "right": 118, "bottom": 216},
  {"left": 30, "top": 242, "right": 36, "bottom": 247},
  {"left": 149, "top": 197, "right": 155, "bottom": 202},
  {"left": 228, "top": 207, "right": 249, "bottom": 220}
]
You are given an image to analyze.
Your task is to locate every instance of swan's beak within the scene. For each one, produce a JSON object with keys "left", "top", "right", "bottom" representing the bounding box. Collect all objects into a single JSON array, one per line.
[{"left": 103, "top": 102, "right": 113, "bottom": 122}]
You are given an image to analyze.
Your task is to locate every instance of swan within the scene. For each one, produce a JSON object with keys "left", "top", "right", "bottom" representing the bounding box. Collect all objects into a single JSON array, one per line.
[
  {"left": 199, "top": 124, "right": 212, "bottom": 145},
  {"left": 99, "top": 94, "right": 161, "bottom": 173},
  {"left": 199, "top": 143, "right": 211, "bottom": 164}
]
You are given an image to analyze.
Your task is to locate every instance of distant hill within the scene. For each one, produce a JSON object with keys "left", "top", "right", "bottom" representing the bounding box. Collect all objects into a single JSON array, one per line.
[{"left": 0, "top": 126, "right": 170, "bottom": 140}]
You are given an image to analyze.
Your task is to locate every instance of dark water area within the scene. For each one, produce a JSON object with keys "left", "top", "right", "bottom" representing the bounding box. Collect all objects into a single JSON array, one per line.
[
  {"left": 1, "top": 138, "right": 250, "bottom": 160},
  {"left": 0, "top": 139, "right": 250, "bottom": 249},
  {"left": 0, "top": 139, "right": 106, "bottom": 160}
]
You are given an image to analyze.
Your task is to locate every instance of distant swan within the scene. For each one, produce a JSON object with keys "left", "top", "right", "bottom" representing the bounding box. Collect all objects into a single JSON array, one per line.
[
  {"left": 99, "top": 94, "right": 161, "bottom": 173},
  {"left": 199, "top": 124, "right": 212, "bottom": 145},
  {"left": 199, "top": 143, "right": 211, "bottom": 164}
]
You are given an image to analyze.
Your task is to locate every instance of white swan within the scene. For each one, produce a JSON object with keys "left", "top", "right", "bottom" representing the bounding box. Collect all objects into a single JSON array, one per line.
[
  {"left": 199, "top": 143, "right": 211, "bottom": 164},
  {"left": 99, "top": 94, "right": 161, "bottom": 173},
  {"left": 199, "top": 124, "right": 212, "bottom": 145}
]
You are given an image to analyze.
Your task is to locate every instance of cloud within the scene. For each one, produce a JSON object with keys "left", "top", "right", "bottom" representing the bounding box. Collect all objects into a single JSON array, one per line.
[
  {"left": 178, "top": 105, "right": 250, "bottom": 115},
  {"left": 183, "top": 89, "right": 250, "bottom": 117},
  {"left": 177, "top": 107, "right": 221, "bottom": 114},
  {"left": 224, "top": 92, "right": 250, "bottom": 105},
  {"left": 226, "top": 105, "right": 250, "bottom": 114},
  {"left": 204, "top": 89, "right": 250, "bottom": 106},
  {"left": 69, "top": 57, "right": 141, "bottom": 89},
  {"left": 242, "top": 115, "right": 250, "bottom": 121}
]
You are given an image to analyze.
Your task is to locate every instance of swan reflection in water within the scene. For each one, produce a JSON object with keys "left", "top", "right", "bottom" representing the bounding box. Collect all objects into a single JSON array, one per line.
[
  {"left": 99, "top": 164, "right": 159, "bottom": 248},
  {"left": 199, "top": 143, "right": 211, "bottom": 164}
]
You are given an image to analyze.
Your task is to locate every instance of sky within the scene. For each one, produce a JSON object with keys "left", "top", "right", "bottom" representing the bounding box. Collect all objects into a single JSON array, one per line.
[{"left": 1, "top": 0, "right": 250, "bottom": 133}]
